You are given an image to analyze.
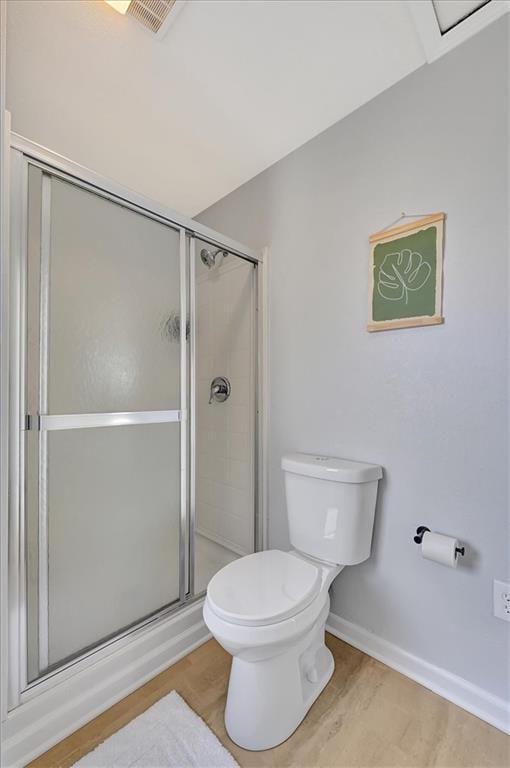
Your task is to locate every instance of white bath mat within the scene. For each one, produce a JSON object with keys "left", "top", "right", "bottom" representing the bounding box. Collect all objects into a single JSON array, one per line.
[{"left": 74, "top": 691, "right": 239, "bottom": 768}]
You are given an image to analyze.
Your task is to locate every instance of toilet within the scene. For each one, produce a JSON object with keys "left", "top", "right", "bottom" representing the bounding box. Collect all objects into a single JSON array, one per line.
[{"left": 203, "top": 452, "right": 382, "bottom": 751}]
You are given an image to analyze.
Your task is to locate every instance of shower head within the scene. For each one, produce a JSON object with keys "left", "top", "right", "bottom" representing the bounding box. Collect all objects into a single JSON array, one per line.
[{"left": 200, "top": 248, "right": 228, "bottom": 270}]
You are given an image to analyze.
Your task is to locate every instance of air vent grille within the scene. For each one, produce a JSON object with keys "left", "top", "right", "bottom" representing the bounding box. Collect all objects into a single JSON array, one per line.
[{"left": 127, "top": 0, "right": 176, "bottom": 34}]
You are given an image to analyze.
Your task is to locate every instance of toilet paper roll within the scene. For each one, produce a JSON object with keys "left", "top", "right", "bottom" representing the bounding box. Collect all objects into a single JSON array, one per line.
[{"left": 421, "top": 531, "right": 460, "bottom": 568}]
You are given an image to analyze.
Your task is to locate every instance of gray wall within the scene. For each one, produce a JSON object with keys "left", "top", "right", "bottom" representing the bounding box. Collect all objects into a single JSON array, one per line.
[{"left": 198, "top": 19, "right": 509, "bottom": 701}]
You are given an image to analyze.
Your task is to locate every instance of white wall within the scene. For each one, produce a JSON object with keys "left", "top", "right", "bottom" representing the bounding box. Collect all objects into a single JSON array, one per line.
[{"left": 197, "top": 18, "right": 509, "bottom": 702}]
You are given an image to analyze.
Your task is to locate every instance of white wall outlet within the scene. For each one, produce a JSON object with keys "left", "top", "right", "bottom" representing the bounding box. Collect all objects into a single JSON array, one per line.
[{"left": 493, "top": 580, "right": 510, "bottom": 622}]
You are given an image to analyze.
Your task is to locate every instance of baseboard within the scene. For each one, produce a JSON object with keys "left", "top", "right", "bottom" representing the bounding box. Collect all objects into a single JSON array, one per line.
[
  {"left": 2, "top": 600, "right": 211, "bottom": 767},
  {"left": 4, "top": 606, "right": 506, "bottom": 767},
  {"left": 327, "top": 611, "right": 510, "bottom": 735}
]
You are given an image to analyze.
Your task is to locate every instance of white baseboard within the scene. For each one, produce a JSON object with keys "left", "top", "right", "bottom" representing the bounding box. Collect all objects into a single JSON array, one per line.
[
  {"left": 3, "top": 600, "right": 211, "bottom": 767},
  {"left": 4, "top": 604, "right": 506, "bottom": 766},
  {"left": 327, "top": 611, "right": 510, "bottom": 735}
]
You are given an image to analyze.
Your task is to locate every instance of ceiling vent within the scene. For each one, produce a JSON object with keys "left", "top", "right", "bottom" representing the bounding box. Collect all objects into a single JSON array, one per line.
[{"left": 127, "top": 0, "right": 177, "bottom": 35}]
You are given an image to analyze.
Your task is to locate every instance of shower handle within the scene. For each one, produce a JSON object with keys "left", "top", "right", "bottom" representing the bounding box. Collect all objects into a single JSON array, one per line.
[{"left": 209, "top": 376, "right": 231, "bottom": 404}]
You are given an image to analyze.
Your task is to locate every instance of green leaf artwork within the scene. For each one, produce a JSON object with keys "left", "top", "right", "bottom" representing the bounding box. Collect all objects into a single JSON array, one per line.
[
  {"left": 377, "top": 248, "right": 431, "bottom": 304},
  {"left": 368, "top": 215, "right": 444, "bottom": 331}
]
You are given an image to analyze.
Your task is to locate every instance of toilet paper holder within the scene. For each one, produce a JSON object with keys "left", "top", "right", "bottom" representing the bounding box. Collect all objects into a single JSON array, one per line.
[{"left": 413, "top": 526, "right": 465, "bottom": 557}]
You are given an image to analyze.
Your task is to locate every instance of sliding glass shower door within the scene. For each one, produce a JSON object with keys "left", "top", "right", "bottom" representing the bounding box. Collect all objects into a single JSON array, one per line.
[
  {"left": 14, "top": 153, "right": 259, "bottom": 692},
  {"left": 24, "top": 167, "right": 186, "bottom": 682}
]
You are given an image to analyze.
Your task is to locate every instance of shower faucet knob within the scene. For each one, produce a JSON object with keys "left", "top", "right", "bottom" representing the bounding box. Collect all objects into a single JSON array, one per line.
[{"left": 209, "top": 376, "right": 231, "bottom": 404}]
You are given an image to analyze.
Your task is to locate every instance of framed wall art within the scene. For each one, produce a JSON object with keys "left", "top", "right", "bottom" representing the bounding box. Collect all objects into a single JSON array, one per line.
[{"left": 368, "top": 212, "right": 445, "bottom": 332}]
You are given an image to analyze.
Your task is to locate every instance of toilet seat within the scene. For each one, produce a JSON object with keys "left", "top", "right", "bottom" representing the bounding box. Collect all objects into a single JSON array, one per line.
[{"left": 206, "top": 549, "right": 321, "bottom": 627}]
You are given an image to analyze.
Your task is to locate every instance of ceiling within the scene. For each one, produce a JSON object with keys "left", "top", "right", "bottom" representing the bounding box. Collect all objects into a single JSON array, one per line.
[{"left": 4, "top": 1, "right": 484, "bottom": 216}]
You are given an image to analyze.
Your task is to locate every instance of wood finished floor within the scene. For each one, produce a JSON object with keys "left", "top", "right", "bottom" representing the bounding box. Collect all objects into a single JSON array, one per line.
[{"left": 29, "top": 634, "right": 509, "bottom": 768}]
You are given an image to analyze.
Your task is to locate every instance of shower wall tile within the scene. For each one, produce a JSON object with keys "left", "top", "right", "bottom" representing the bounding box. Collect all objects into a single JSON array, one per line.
[
  {"left": 195, "top": 254, "right": 255, "bottom": 556},
  {"left": 227, "top": 376, "right": 250, "bottom": 406},
  {"left": 226, "top": 430, "right": 251, "bottom": 462},
  {"left": 229, "top": 459, "right": 251, "bottom": 491}
]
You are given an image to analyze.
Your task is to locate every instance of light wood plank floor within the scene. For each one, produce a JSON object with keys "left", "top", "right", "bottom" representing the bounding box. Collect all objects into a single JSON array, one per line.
[{"left": 29, "top": 634, "right": 509, "bottom": 768}]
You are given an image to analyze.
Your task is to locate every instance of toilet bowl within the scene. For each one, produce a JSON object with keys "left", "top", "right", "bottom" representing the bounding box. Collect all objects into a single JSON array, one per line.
[
  {"left": 203, "top": 453, "right": 382, "bottom": 751},
  {"left": 204, "top": 549, "right": 342, "bottom": 750}
]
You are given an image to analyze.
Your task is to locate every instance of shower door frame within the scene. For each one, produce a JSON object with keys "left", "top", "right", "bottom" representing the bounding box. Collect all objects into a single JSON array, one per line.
[{"left": 4, "top": 132, "right": 265, "bottom": 714}]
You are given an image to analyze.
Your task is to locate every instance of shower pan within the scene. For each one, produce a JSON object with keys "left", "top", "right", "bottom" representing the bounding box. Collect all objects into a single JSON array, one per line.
[{"left": 4, "top": 135, "right": 263, "bottom": 715}]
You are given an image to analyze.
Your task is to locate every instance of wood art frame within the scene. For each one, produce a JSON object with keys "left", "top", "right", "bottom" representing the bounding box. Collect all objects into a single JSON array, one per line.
[{"left": 368, "top": 212, "right": 445, "bottom": 332}]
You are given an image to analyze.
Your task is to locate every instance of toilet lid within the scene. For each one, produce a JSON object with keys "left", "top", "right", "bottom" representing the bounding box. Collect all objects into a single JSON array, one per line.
[{"left": 206, "top": 550, "right": 322, "bottom": 626}]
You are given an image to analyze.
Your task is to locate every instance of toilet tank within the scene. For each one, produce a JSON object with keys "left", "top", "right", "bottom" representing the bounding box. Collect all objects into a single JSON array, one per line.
[{"left": 282, "top": 453, "right": 383, "bottom": 566}]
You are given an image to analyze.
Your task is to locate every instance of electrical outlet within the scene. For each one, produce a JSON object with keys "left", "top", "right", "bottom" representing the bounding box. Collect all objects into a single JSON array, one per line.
[{"left": 493, "top": 580, "right": 510, "bottom": 622}]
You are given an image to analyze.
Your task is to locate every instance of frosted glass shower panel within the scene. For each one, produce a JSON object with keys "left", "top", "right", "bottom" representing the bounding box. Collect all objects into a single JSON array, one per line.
[
  {"left": 47, "top": 423, "right": 180, "bottom": 667},
  {"left": 24, "top": 167, "right": 184, "bottom": 682},
  {"left": 47, "top": 178, "right": 181, "bottom": 413}
]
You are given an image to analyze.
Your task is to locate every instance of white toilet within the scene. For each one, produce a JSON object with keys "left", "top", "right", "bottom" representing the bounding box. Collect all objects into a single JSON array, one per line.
[{"left": 203, "top": 452, "right": 382, "bottom": 751}]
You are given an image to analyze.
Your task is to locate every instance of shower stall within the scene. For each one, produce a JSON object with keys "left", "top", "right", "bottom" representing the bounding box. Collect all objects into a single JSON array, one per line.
[{"left": 4, "top": 134, "right": 263, "bottom": 724}]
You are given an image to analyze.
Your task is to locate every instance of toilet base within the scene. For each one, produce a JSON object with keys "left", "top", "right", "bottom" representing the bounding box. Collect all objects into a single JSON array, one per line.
[{"left": 224, "top": 601, "right": 333, "bottom": 751}]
